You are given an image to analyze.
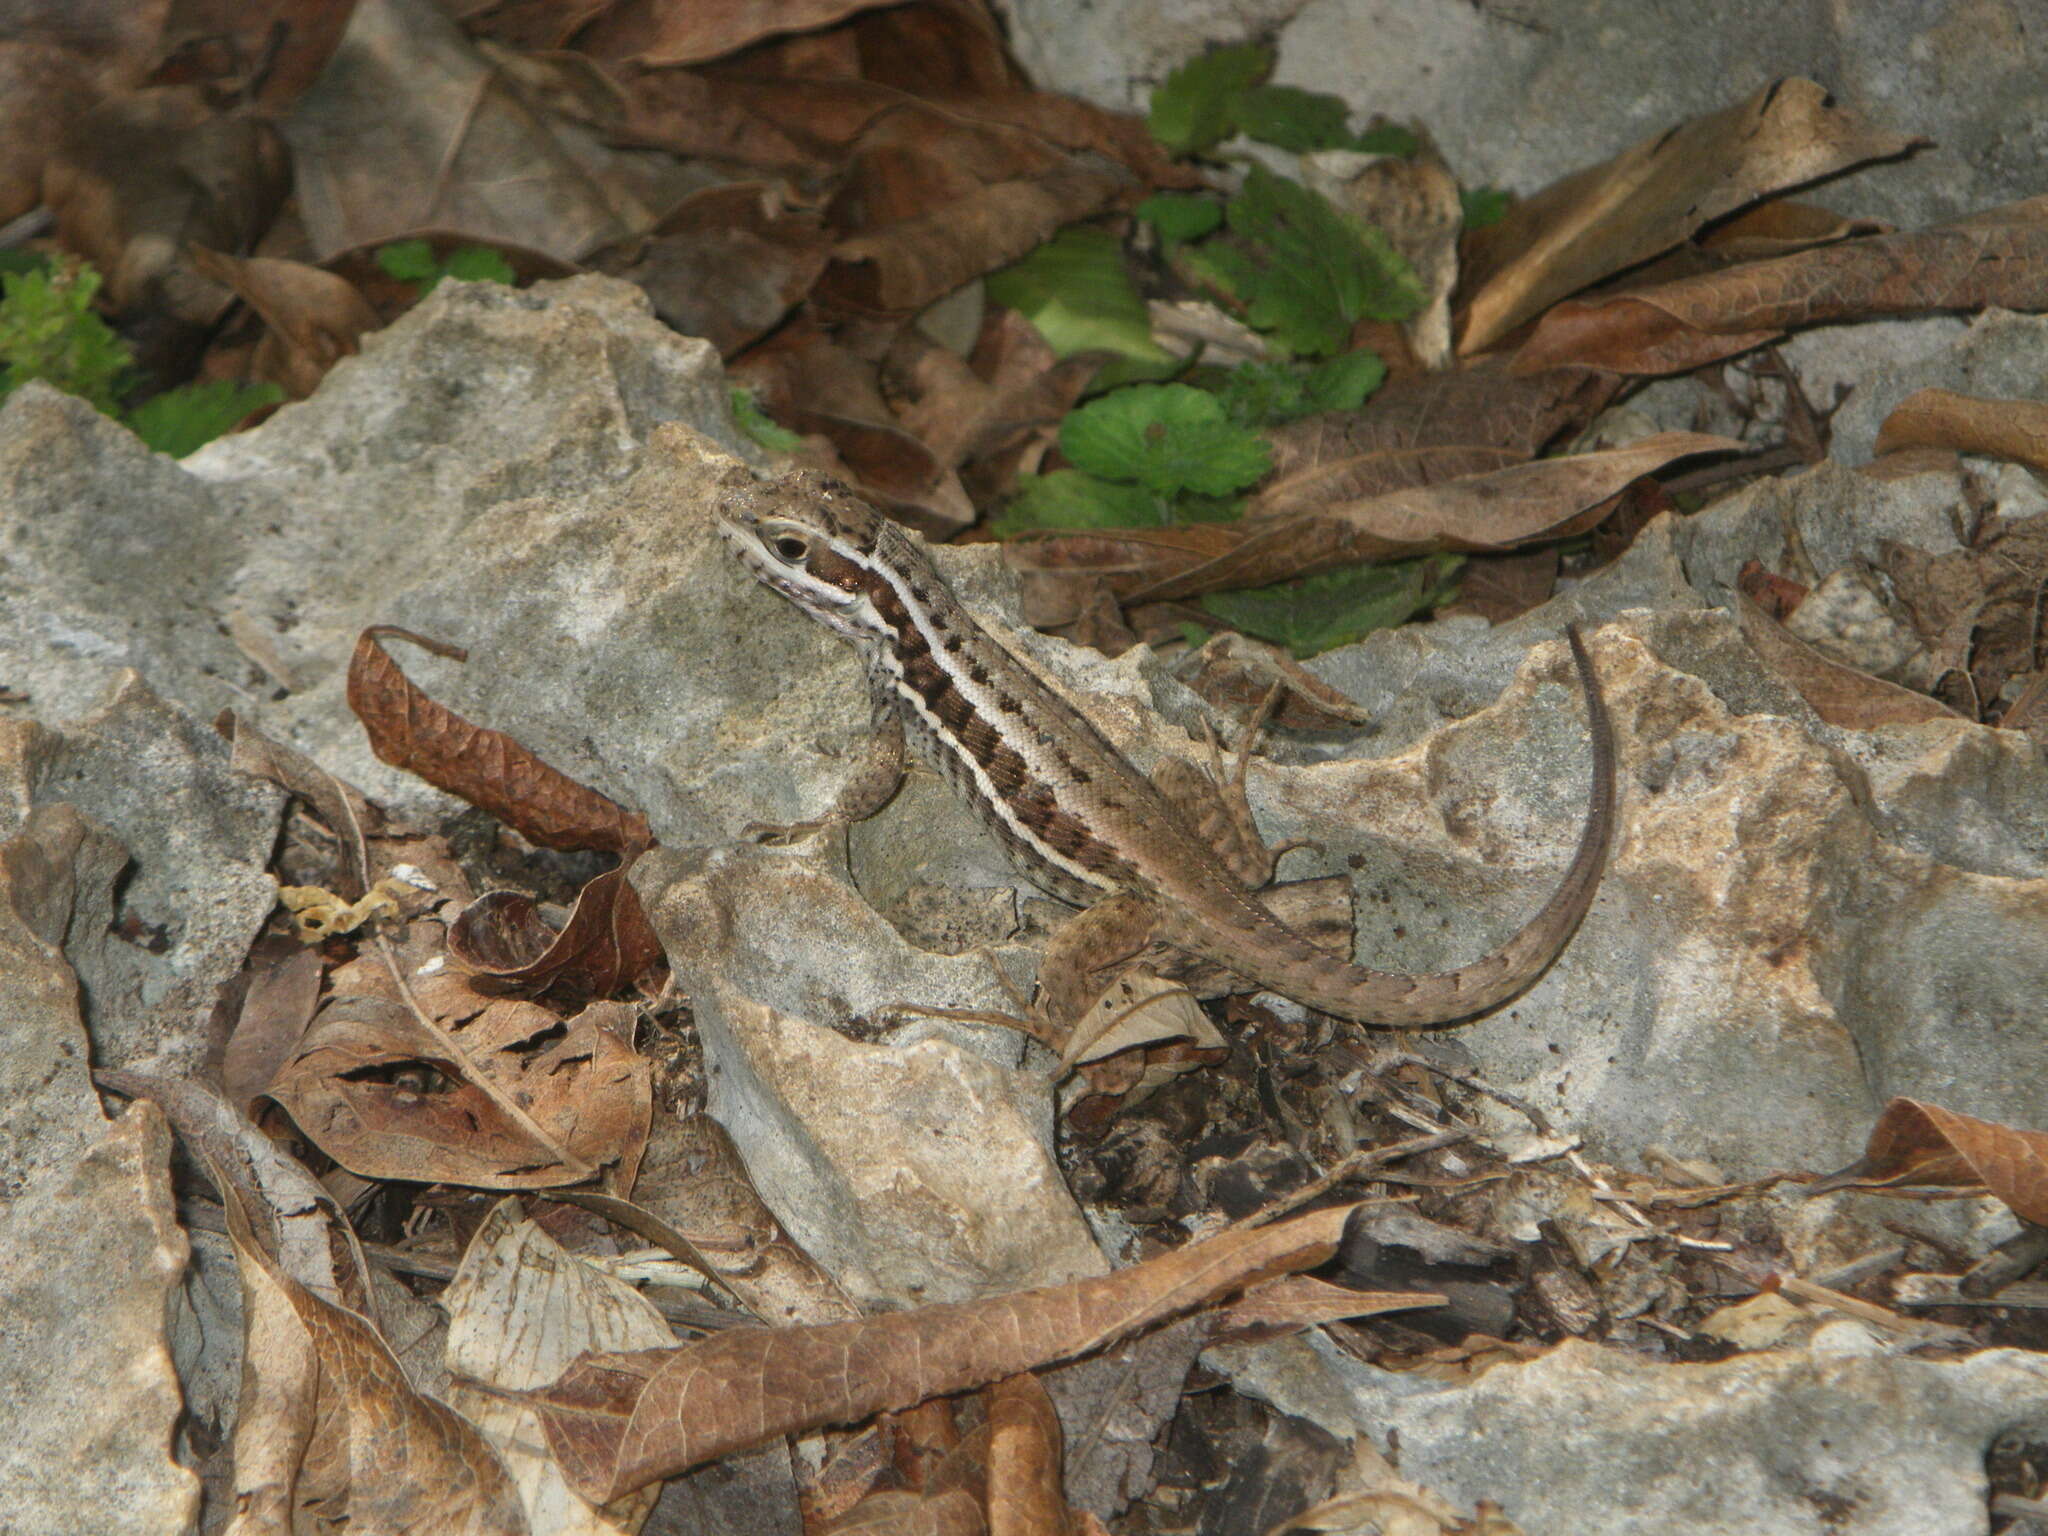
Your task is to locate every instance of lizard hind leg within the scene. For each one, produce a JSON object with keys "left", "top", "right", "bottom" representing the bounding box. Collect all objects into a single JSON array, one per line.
[{"left": 1033, "top": 891, "right": 1160, "bottom": 1042}]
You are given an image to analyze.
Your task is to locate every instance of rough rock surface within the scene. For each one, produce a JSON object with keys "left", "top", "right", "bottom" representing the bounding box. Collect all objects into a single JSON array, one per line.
[
  {"left": 0, "top": 806, "right": 195, "bottom": 1533},
  {"left": 1217, "top": 1328, "right": 2048, "bottom": 1536},
  {"left": 993, "top": 0, "right": 2043, "bottom": 232}
]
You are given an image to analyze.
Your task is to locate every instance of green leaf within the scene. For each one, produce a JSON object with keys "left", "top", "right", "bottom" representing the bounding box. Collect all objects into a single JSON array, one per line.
[
  {"left": 1211, "top": 165, "right": 1425, "bottom": 355},
  {"left": 125, "top": 379, "right": 283, "bottom": 457},
  {"left": 1349, "top": 123, "right": 1420, "bottom": 156},
  {"left": 986, "top": 227, "right": 1171, "bottom": 365},
  {"left": 1302, "top": 349, "right": 1387, "bottom": 413},
  {"left": 1176, "top": 621, "right": 1212, "bottom": 649},
  {"left": 375, "top": 239, "right": 438, "bottom": 283},
  {"left": 1234, "top": 84, "right": 1354, "bottom": 152},
  {"left": 442, "top": 246, "right": 515, "bottom": 285},
  {"left": 0, "top": 250, "right": 49, "bottom": 278},
  {"left": 1135, "top": 193, "right": 1224, "bottom": 244},
  {"left": 1148, "top": 42, "right": 1271, "bottom": 156},
  {"left": 992, "top": 470, "right": 1164, "bottom": 534},
  {"left": 1209, "top": 349, "right": 1385, "bottom": 428},
  {"left": 1461, "top": 184, "right": 1511, "bottom": 229},
  {"left": 0, "top": 263, "right": 132, "bottom": 413},
  {"left": 1200, "top": 554, "right": 1463, "bottom": 658},
  {"left": 728, "top": 385, "right": 804, "bottom": 452},
  {"left": 1060, "top": 383, "right": 1271, "bottom": 497}
]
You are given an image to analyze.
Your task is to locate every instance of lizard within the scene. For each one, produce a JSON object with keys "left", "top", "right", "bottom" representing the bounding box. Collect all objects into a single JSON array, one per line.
[{"left": 716, "top": 468, "right": 1615, "bottom": 1030}]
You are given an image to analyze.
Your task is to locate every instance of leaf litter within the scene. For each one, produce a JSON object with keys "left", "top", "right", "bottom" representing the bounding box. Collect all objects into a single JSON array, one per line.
[{"left": 23, "top": 2, "right": 2048, "bottom": 1531}]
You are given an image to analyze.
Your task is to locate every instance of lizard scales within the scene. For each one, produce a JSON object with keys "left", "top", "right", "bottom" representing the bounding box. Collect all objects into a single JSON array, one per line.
[{"left": 719, "top": 470, "right": 1615, "bottom": 1029}]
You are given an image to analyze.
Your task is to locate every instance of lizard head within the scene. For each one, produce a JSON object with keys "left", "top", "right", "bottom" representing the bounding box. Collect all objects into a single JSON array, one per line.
[{"left": 717, "top": 470, "right": 899, "bottom": 645}]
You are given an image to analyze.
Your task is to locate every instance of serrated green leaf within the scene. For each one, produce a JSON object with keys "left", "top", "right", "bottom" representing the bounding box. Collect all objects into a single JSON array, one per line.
[
  {"left": 1349, "top": 123, "right": 1419, "bottom": 156},
  {"left": 0, "top": 263, "right": 132, "bottom": 412},
  {"left": 986, "top": 227, "right": 1171, "bottom": 365},
  {"left": 1135, "top": 193, "right": 1224, "bottom": 244},
  {"left": 443, "top": 246, "right": 515, "bottom": 285},
  {"left": 1060, "top": 383, "right": 1271, "bottom": 497},
  {"left": 729, "top": 385, "right": 804, "bottom": 452},
  {"left": 376, "top": 239, "right": 438, "bottom": 282},
  {"left": 1148, "top": 43, "right": 1271, "bottom": 156},
  {"left": 1214, "top": 166, "right": 1426, "bottom": 355},
  {"left": 125, "top": 379, "right": 283, "bottom": 457},
  {"left": 1461, "top": 184, "right": 1511, "bottom": 229},
  {"left": 1200, "top": 554, "right": 1463, "bottom": 657},
  {"left": 1208, "top": 349, "right": 1385, "bottom": 429},
  {"left": 992, "top": 470, "right": 1164, "bottom": 534},
  {"left": 1234, "top": 84, "right": 1353, "bottom": 152}
]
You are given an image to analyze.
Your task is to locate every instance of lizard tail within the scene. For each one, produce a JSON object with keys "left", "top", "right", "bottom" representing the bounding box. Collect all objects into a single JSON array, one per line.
[{"left": 1180, "top": 626, "right": 1617, "bottom": 1028}]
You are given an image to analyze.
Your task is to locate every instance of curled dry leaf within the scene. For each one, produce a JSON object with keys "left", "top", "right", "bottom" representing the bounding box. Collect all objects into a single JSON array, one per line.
[
  {"left": 448, "top": 862, "right": 666, "bottom": 1002},
  {"left": 1460, "top": 77, "right": 1924, "bottom": 354},
  {"left": 214, "top": 1166, "right": 526, "bottom": 1534},
  {"left": 346, "top": 627, "right": 665, "bottom": 998},
  {"left": 530, "top": 1203, "right": 1432, "bottom": 1502},
  {"left": 1733, "top": 587, "right": 1960, "bottom": 730},
  {"left": 266, "top": 995, "right": 651, "bottom": 1190},
  {"left": 348, "top": 628, "right": 652, "bottom": 856},
  {"left": 1874, "top": 388, "right": 2048, "bottom": 476},
  {"left": 1512, "top": 196, "right": 2048, "bottom": 376},
  {"left": 1808, "top": 1097, "right": 2048, "bottom": 1226}
]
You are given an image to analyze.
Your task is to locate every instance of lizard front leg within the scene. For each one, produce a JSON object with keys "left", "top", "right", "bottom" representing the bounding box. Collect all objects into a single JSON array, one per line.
[
  {"left": 743, "top": 711, "right": 907, "bottom": 844},
  {"left": 1148, "top": 685, "right": 1315, "bottom": 889}
]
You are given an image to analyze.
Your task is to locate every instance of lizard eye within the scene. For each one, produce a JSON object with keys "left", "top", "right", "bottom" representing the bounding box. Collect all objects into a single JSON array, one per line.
[{"left": 770, "top": 533, "right": 809, "bottom": 563}]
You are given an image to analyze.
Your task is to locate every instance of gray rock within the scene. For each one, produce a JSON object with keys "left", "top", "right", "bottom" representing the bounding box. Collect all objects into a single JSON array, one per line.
[
  {"left": 1216, "top": 1329, "right": 2048, "bottom": 1536},
  {"left": 0, "top": 806, "right": 196, "bottom": 1533},
  {"left": 996, "top": 0, "right": 2044, "bottom": 232}
]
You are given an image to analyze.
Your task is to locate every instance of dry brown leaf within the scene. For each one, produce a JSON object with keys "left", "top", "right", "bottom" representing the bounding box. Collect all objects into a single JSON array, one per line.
[
  {"left": 443, "top": 1200, "right": 677, "bottom": 1534},
  {"left": 1258, "top": 365, "right": 1618, "bottom": 510},
  {"left": 217, "top": 708, "right": 389, "bottom": 892},
  {"left": 216, "top": 1167, "right": 526, "bottom": 1533},
  {"left": 347, "top": 627, "right": 653, "bottom": 857},
  {"left": 186, "top": 247, "right": 383, "bottom": 398},
  {"left": 447, "top": 861, "right": 666, "bottom": 1002},
  {"left": 1109, "top": 431, "right": 1739, "bottom": 606},
  {"left": 1460, "top": 78, "right": 1924, "bottom": 353},
  {"left": 1512, "top": 196, "right": 2048, "bottom": 376},
  {"left": 288, "top": 0, "right": 654, "bottom": 264},
  {"left": 44, "top": 89, "right": 291, "bottom": 321},
  {"left": 266, "top": 995, "right": 650, "bottom": 1189},
  {"left": 593, "top": 181, "right": 829, "bottom": 356},
  {"left": 615, "top": 1112, "right": 865, "bottom": 1326},
  {"left": 577, "top": 0, "right": 908, "bottom": 67},
  {"left": 530, "top": 1203, "right": 1425, "bottom": 1501},
  {"left": 98, "top": 1072, "right": 374, "bottom": 1316},
  {"left": 984, "top": 1373, "right": 1071, "bottom": 1536},
  {"left": 1808, "top": 1097, "right": 2048, "bottom": 1226},
  {"left": 1874, "top": 388, "right": 2048, "bottom": 475},
  {"left": 219, "top": 946, "right": 326, "bottom": 1112},
  {"left": 1733, "top": 587, "right": 1960, "bottom": 729},
  {"left": 735, "top": 327, "right": 975, "bottom": 535},
  {"left": 1219, "top": 1274, "right": 1446, "bottom": 1334}
]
